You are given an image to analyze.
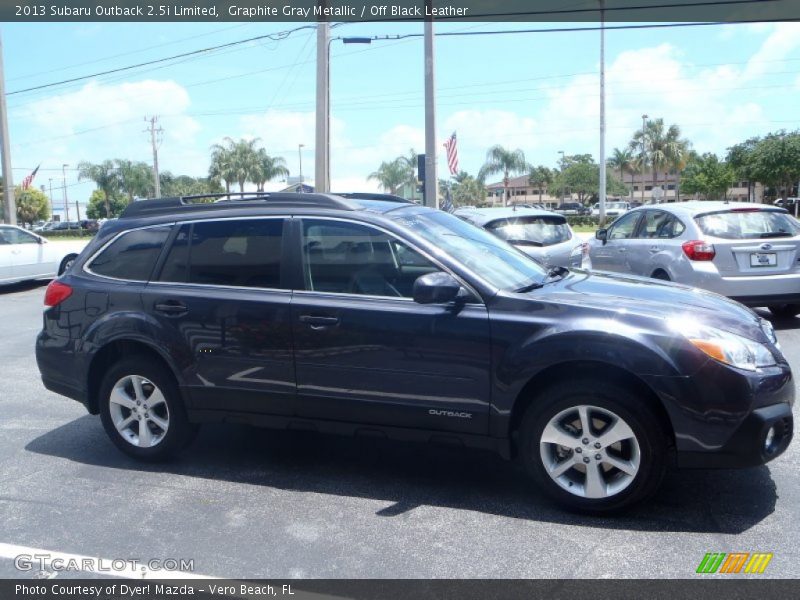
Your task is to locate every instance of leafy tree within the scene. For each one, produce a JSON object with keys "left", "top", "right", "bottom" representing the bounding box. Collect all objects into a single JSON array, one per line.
[
  {"left": 528, "top": 166, "right": 554, "bottom": 202},
  {"left": 747, "top": 131, "right": 800, "bottom": 200},
  {"left": 253, "top": 149, "right": 290, "bottom": 192},
  {"left": 15, "top": 186, "right": 50, "bottom": 225},
  {"left": 159, "top": 173, "right": 225, "bottom": 198},
  {"left": 551, "top": 158, "right": 627, "bottom": 203},
  {"left": 209, "top": 142, "right": 235, "bottom": 193},
  {"left": 369, "top": 159, "right": 407, "bottom": 195},
  {"left": 629, "top": 118, "right": 690, "bottom": 202},
  {"left": 681, "top": 153, "right": 737, "bottom": 200},
  {"left": 115, "top": 159, "right": 153, "bottom": 203},
  {"left": 478, "top": 145, "right": 529, "bottom": 206},
  {"left": 451, "top": 174, "right": 486, "bottom": 207},
  {"left": 607, "top": 148, "right": 636, "bottom": 197},
  {"left": 86, "top": 189, "right": 127, "bottom": 219},
  {"left": 726, "top": 136, "right": 760, "bottom": 201},
  {"left": 77, "top": 160, "right": 119, "bottom": 218}
]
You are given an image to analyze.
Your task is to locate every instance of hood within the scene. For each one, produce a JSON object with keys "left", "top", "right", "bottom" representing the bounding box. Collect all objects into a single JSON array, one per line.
[{"left": 522, "top": 269, "right": 766, "bottom": 341}]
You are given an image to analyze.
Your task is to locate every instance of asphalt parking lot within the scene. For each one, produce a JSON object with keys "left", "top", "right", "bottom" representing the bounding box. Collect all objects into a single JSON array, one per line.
[{"left": 0, "top": 280, "right": 798, "bottom": 579}]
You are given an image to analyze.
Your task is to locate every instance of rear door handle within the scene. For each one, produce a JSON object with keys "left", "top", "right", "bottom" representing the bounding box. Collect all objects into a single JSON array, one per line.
[
  {"left": 154, "top": 300, "right": 188, "bottom": 316},
  {"left": 299, "top": 315, "right": 339, "bottom": 329}
]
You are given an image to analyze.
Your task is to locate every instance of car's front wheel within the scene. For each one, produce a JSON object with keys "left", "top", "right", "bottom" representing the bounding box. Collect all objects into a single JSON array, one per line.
[
  {"left": 768, "top": 304, "right": 800, "bottom": 318},
  {"left": 519, "top": 381, "right": 667, "bottom": 512},
  {"left": 99, "top": 356, "right": 196, "bottom": 461}
]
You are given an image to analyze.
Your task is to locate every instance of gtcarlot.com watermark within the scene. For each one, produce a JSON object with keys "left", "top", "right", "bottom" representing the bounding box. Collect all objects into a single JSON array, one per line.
[{"left": 14, "top": 553, "right": 194, "bottom": 574}]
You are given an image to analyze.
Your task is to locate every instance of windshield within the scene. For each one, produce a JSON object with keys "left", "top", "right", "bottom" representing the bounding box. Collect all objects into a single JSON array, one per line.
[
  {"left": 486, "top": 216, "right": 572, "bottom": 246},
  {"left": 695, "top": 210, "right": 800, "bottom": 239},
  {"left": 393, "top": 210, "right": 547, "bottom": 290}
]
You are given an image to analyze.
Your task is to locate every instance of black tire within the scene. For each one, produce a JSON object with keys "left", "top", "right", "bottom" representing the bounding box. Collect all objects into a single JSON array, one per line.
[
  {"left": 99, "top": 356, "right": 197, "bottom": 461},
  {"left": 518, "top": 380, "right": 667, "bottom": 513},
  {"left": 768, "top": 304, "right": 800, "bottom": 318},
  {"left": 58, "top": 254, "right": 78, "bottom": 275},
  {"left": 651, "top": 270, "right": 670, "bottom": 281}
]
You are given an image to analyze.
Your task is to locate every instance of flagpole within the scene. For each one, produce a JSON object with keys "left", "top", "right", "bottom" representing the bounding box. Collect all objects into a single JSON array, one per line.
[{"left": 0, "top": 33, "right": 16, "bottom": 225}]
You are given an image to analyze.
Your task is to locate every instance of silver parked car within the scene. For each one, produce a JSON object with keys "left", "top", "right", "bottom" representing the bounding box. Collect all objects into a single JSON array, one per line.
[
  {"left": 587, "top": 201, "right": 800, "bottom": 316},
  {"left": 455, "top": 206, "right": 588, "bottom": 269}
]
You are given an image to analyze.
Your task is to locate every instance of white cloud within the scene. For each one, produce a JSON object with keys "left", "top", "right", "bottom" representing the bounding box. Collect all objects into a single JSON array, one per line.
[
  {"left": 443, "top": 109, "right": 538, "bottom": 171},
  {"left": 741, "top": 22, "right": 800, "bottom": 81}
]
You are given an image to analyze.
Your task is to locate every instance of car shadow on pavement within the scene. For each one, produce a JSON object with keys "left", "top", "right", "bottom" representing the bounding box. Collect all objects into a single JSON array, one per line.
[
  {"left": 0, "top": 280, "right": 49, "bottom": 295},
  {"left": 26, "top": 415, "right": 777, "bottom": 534}
]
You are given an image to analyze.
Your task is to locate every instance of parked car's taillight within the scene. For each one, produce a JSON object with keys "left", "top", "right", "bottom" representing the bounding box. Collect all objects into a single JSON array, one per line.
[
  {"left": 682, "top": 240, "right": 716, "bottom": 261},
  {"left": 44, "top": 280, "right": 73, "bottom": 307}
]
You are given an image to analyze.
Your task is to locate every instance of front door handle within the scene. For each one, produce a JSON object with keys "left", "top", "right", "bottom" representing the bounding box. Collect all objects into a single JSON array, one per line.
[
  {"left": 154, "top": 300, "right": 188, "bottom": 316},
  {"left": 299, "top": 315, "right": 339, "bottom": 329}
]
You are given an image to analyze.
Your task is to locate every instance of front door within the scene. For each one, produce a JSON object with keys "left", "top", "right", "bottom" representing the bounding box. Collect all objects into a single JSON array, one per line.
[
  {"left": 0, "top": 227, "right": 48, "bottom": 279},
  {"left": 591, "top": 211, "right": 642, "bottom": 272},
  {"left": 291, "top": 218, "right": 492, "bottom": 435},
  {"left": 145, "top": 218, "right": 295, "bottom": 415}
]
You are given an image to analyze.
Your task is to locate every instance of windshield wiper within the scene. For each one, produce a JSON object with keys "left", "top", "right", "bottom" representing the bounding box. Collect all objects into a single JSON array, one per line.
[
  {"left": 506, "top": 239, "right": 544, "bottom": 247},
  {"left": 759, "top": 231, "right": 793, "bottom": 238},
  {"left": 514, "top": 267, "right": 569, "bottom": 294},
  {"left": 515, "top": 281, "right": 544, "bottom": 293}
]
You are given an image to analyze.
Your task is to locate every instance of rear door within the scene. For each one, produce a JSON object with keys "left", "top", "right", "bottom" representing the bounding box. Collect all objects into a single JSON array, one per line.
[
  {"left": 695, "top": 208, "right": 800, "bottom": 277},
  {"left": 290, "top": 217, "right": 492, "bottom": 435},
  {"left": 145, "top": 218, "right": 295, "bottom": 416}
]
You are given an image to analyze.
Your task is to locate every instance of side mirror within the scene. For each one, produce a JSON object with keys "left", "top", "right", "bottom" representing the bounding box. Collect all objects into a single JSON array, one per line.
[
  {"left": 412, "top": 272, "right": 463, "bottom": 304},
  {"left": 595, "top": 229, "right": 608, "bottom": 244}
]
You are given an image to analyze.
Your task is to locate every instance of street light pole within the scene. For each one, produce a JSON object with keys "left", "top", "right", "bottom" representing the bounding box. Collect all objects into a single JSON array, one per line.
[
  {"left": 315, "top": 22, "right": 330, "bottom": 193},
  {"left": 558, "top": 150, "right": 565, "bottom": 204},
  {"left": 62, "top": 164, "right": 70, "bottom": 222},
  {"left": 598, "top": 0, "right": 607, "bottom": 225},
  {"left": 640, "top": 114, "right": 648, "bottom": 203},
  {"left": 0, "top": 33, "right": 16, "bottom": 225},
  {"left": 423, "top": 7, "right": 438, "bottom": 209},
  {"left": 298, "top": 143, "right": 305, "bottom": 182},
  {"left": 48, "top": 178, "right": 54, "bottom": 218}
]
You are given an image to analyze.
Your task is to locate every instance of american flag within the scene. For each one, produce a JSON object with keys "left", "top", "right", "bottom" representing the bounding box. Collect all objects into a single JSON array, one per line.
[
  {"left": 443, "top": 132, "right": 459, "bottom": 176},
  {"left": 21, "top": 165, "right": 40, "bottom": 190},
  {"left": 441, "top": 186, "right": 455, "bottom": 213}
]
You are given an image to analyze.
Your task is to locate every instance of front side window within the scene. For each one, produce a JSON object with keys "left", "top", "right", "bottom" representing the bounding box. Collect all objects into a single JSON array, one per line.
[
  {"left": 159, "top": 219, "right": 285, "bottom": 288},
  {"left": 89, "top": 226, "right": 171, "bottom": 281},
  {"left": 0, "top": 227, "right": 39, "bottom": 244},
  {"left": 301, "top": 219, "right": 438, "bottom": 298},
  {"left": 608, "top": 212, "right": 641, "bottom": 240}
]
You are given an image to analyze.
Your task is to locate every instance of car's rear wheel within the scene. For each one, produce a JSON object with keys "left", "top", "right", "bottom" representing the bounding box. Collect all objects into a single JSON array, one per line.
[
  {"left": 58, "top": 254, "right": 78, "bottom": 275},
  {"left": 99, "top": 356, "right": 196, "bottom": 461},
  {"left": 519, "top": 381, "right": 667, "bottom": 512},
  {"left": 651, "top": 269, "right": 670, "bottom": 281},
  {"left": 768, "top": 304, "right": 800, "bottom": 318}
]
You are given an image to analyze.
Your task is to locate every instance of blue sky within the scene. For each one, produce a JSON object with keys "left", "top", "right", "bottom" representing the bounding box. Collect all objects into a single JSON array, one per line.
[{"left": 3, "top": 20, "right": 799, "bottom": 207}]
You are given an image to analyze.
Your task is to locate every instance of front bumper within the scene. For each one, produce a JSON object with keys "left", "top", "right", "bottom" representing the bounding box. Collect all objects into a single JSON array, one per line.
[{"left": 676, "top": 403, "right": 793, "bottom": 468}]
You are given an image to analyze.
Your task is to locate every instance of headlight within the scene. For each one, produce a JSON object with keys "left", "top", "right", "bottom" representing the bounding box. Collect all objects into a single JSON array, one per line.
[
  {"left": 760, "top": 318, "right": 781, "bottom": 349},
  {"left": 669, "top": 319, "right": 776, "bottom": 371}
]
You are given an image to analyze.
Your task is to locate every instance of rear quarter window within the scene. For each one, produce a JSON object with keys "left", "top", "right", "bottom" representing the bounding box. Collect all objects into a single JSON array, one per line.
[{"left": 88, "top": 226, "right": 171, "bottom": 281}]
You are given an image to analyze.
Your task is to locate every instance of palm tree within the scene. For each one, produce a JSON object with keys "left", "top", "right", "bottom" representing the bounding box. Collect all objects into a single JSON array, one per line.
[
  {"left": 368, "top": 159, "right": 407, "bottom": 195},
  {"left": 607, "top": 148, "right": 635, "bottom": 198},
  {"left": 209, "top": 142, "right": 235, "bottom": 193},
  {"left": 253, "top": 149, "right": 290, "bottom": 191},
  {"left": 77, "top": 160, "right": 118, "bottom": 218},
  {"left": 209, "top": 137, "right": 261, "bottom": 193},
  {"left": 478, "top": 145, "right": 529, "bottom": 206},
  {"left": 630, "top": 118, "right": 689, "bottom": 203},
  {"left": 528, "top": 166, "right": 554, "bottom": 203},
  {"left": 115, "top": 159, "right": 153, "bottom": 203}
]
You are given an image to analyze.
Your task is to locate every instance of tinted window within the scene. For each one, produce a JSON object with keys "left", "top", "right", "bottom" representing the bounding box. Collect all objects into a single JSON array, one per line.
[
  {"left": 89, "top": 226, "right": 170, "bottom": 281},
  {"left": 487, "top": 216, "right": 572, "bottom": 246},
  {"left": 187, "top": 219, "right": 284, "bottom": 288},
  {"left": 158, "top": 224, "right": 191, "bottom": 283},
  {"left": 639, "top": 211, "right": 685, "bottom": 239},
  {"left": 608, "top": 212, "right": 641, "bottom": 240},
  {"left": 0, "top": 227, "right": 38, "bottom": 244},
  {"left": 695, "top": 210, "right": 800, "bottom": 239},
  {"left": 302, "top": 219, "right": 437, "bottom": 298}
]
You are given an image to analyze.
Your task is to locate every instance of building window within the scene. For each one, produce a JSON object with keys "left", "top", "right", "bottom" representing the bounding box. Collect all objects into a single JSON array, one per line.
[
  {"left": 667, "top": 184, "right": 675, "bottom": 190},
  {"left": 645, "top": 185, "right": 653, "bottom": 191},
  {"left": 633, "top": 186, "right": 639, "bottom": 191}
]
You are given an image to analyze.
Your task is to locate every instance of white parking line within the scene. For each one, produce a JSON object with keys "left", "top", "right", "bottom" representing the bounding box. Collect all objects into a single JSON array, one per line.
[{"left": 0, "top": 542, "right": 217, "bottom": 579}]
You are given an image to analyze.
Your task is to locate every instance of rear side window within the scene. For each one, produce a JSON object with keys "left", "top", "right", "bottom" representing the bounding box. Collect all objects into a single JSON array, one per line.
[
  {"left": 695, "top": 210, "right": 800, "bottom": 239},
  {"left": 639, "top": 211, "right": 685, "bottom": 239},
  {"left": 486, "top": 216, "right": 572, "bottom": 246},
  {"left": 89, "top": 226, "right": 171, "bottom": 281},
  {"left": 159, "top": 219, "right": 285, "bottom": 289}
]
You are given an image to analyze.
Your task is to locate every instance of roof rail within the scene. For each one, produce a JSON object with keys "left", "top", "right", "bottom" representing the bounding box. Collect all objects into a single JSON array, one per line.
[
  {"left": 119, "top": 192, "right": 360, "bottom": 218},
  {"left": 332, "top": 192, "right": 413, "bottom": 204}
]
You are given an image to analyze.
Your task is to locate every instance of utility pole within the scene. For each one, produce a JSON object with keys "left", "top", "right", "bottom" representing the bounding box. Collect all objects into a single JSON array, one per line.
[
  {"left": 598, "top": 0, "right": 607, "bottom": 225},
  {"left": 62, "top": 163, "right": 70, "bottom": 221},
  {"left": 298, "top": 143, "right": 305, "bottom": 181},
  {"left": 423, "top": 3, "right": 438, "bottom": 209},
  {"left": 640, "top": 114, "right": 648, "bottom": 203},
  {"left": 0, "top": 33, "right": 16, "bottom": 225},
  {"left": 315, "top": 20, "right": 330, "bottom": 193},
  {"left": 48, "top": 178, "right": 54, "bottom": 218},
  {"left": 145, "top": 116, "right": 163, "bottom": 197}
]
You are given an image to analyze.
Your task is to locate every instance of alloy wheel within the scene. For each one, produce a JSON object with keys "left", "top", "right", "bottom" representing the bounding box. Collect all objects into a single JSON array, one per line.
[
  {"left": 539, "top": 404, "right": 640, "bottom": 499},
  {"left": 108, "top": 375, "right": 170, "bottom": 448}
]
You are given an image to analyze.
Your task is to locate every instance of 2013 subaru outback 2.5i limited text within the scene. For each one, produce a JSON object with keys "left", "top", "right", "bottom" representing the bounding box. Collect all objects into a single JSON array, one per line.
[{"left": 36, "top": 193, "right": 794, "bottom": 512}]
